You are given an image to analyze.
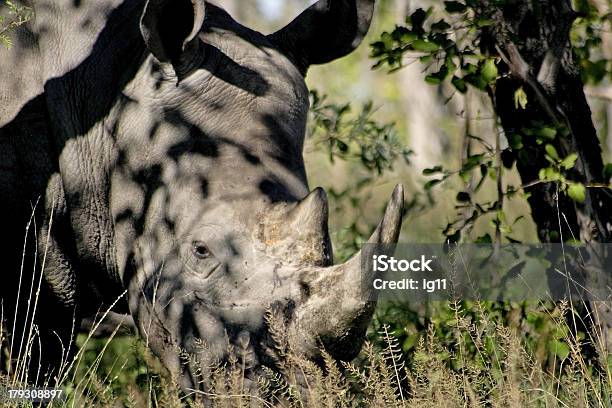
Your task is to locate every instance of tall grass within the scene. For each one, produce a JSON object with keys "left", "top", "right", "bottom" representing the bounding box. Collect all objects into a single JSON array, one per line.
[{"left": 2, "top": 298, "right": 609, "bottom": 407}]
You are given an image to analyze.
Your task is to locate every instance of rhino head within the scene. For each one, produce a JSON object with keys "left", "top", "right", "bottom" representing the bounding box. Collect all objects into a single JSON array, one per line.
[{"left": 113, "top": 0, "right": 404, "bottom": 391}]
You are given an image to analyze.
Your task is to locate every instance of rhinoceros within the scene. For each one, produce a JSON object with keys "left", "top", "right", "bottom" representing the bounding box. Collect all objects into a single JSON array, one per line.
[{"left": 0, "top": 0, "right": 404, "bottom": 391}]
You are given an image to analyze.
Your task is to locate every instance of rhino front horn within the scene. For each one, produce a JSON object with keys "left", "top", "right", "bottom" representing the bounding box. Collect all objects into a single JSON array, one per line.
[
  {"left": 294, "top": 184, "right": 404, "bottom": 360},
  {"left": 333, "top": 183, "right": 404, "bottom": 301},
  {"left": 363, "top": 183, "right": 404, "bottom": 245}
]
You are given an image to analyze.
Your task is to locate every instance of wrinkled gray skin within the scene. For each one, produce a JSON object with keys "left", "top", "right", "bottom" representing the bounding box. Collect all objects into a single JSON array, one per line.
[{"left": 0, "top": 0, "right": 404, "bottom": 392}]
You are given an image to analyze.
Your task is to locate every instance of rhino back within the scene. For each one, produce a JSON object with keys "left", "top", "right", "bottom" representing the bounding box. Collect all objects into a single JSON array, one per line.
[
  {"left": 0, "top": 0, "right": 42, "bottom": 127},
  {"left": 0, "top": 0, "right": 139, "bottom": 318}
]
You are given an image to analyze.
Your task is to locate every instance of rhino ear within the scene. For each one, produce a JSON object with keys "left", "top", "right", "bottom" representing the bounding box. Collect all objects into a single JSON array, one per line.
[
  {"left": 141, "top": 0, "right": 206, "bottom": 71},
  {"left": 268, "top": 0, "right": 375, "bottom": 74}
]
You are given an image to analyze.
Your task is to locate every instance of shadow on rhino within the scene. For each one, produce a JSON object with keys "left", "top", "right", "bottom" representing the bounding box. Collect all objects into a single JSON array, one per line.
[{"left": 0, "top": 0, "right": 404, "bottom": 395}]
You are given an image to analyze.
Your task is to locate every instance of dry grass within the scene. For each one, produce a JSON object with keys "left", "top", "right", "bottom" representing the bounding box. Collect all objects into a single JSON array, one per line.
[{"left": 3, "top": 299, "right": 609, "bottom": 407}]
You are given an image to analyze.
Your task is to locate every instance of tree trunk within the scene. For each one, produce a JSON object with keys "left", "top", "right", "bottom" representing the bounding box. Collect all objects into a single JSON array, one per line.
[{"left": 477, "top": 0, "right": 612, "bottom": 353}]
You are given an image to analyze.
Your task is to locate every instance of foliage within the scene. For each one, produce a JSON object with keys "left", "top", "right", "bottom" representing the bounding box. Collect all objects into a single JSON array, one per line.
[
  {"left": 572, "top": 0, "right": 612, "bottom": 86},
  {"left": 309, "top": 90, "right": 412, "bottom": 175},
  {"left": 307, "top": 90, "right": 418, "bottom": 261},
  {"left": 0, "top": 0, "right": 32, "bottom": 49},
  {"left": 369, "top": 1, "right": 611, "bottom": 244},
  {"left": 371, "top": 2, "right": 514, "bottom": 244}
]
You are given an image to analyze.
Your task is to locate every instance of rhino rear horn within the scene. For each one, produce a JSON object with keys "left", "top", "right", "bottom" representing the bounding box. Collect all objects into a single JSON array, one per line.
[
  {"left": 269, "top": 0, "right": 375, "bottom": 74},
  {"left": 287, "top": 188, "right": 333, "bottom": 266},
  {"left": 141, "top": 0, "right": 206, "bottom": 71}
]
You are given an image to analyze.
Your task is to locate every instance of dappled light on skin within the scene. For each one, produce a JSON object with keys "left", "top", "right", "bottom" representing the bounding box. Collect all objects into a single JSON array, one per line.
[{"left": 0, "top": 0, "right": 403, "bottom": 394}]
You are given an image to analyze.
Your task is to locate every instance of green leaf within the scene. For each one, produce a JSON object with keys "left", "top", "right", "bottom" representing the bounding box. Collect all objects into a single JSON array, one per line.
[
  {"left": 425, "top": 65, "right": 448, "bottom": 84},
  {"left": 538, "top": 168, "right": 548, "bottom": 180},
  {"left": 399, "top": 31, "right": 418, "bottom": 43},
  {"left": 535, "top": 126, "right": 557, "bottom": 140},
  {"left": 423, "top": 166, "right": 443, "bottom": 175},
  {"left": 424, "top": 179, "right": 443, "bottom": 190},
  {"left": 402, "top": 333, "right": 420, "bottom": 351},
  {"left": 425, "top": 74, "right": 442, "bottom": 85},
  {"left": 474, "top": 233, "right": 492, "bottom": 243},
  {"left": 508, "top": 133, "right": 523, "bottom": 149},
  {"left": 431, "top": 19, "right": 451, "bottom": 32},
  {"left": 560, "top": 153, "right": 578, "bottom": 170},
  {"left": 463, "top": 153, "right": 485, "bottom": 171},
  {"left": 514, "top": 87, "right": 528, "bottom": 109},
  {"left": 539, "top": 167, "right": 563, "bottom": 182},
  {"left": 549, "top": 339, "right": 570, "bottom": 360},
  {"left": 480, "top": 59, "right": 498, "bottom": 83},
  {"left": 464, "top": 73, "right": 487, "bottom": 90},
  {"left": 475, "top": 18, "right": 493, "bottom": 27},
  {"left": 451, "top": 76, "right": 467, "bottom": 93},
  {"left": 544, "top": 144, "right": 559, "bottom": 160},
  {"left": 582, "top": 59, "right": 608, "bottom": 85},
  {"left": 567, "top": 182, "right": 586, "bottom": 203},
  {"left": 603, "top": 163, "right": 612, "bottom": 180},
  {"left": 380, "top": 32, "right": 394, "bottom": 49},
  {"left": 445, "top": 57, "right": 458, "bottom": 73},
  {"left": 462, "top": 63, "right": 478, "bottom": 74},
  {"left": 409, "top": 8, "right": 427, "bottom": 32},
  {"left": 411, "top": 39, "right": 439, "bottom": 52},
  {"left": 0, "top": 34, "right": 12, "bottom": 49},
  {"left": 444, "top": 1, "right": 467, "bottom": 13}
]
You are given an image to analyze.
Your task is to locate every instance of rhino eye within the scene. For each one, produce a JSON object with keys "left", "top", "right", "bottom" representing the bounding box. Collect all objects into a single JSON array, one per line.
[{"left": 192, "top": 241, "right": 211, "bottom": 259}]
